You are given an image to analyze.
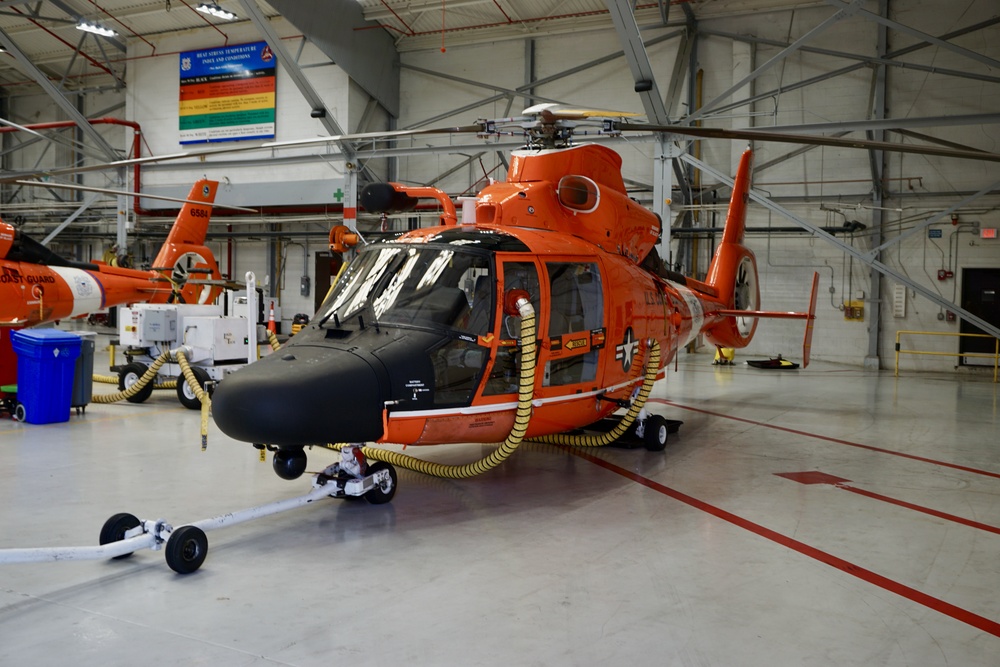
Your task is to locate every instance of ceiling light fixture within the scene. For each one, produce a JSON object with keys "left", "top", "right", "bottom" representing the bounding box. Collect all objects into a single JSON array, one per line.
[
  {"left": 196, "top": 3, "right": 238, "bottom": 20},
  {"left": 76, "top": 20, "right": 117, "bottom": 37}
]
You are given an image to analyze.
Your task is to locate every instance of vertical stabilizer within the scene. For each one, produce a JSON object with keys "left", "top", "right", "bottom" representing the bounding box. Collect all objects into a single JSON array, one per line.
[
  {"left": 702, "top": 148, "right": 761, "bottom": 349},
  {"left": 150, "top": 179, "right": 223, "bottom": 305}
]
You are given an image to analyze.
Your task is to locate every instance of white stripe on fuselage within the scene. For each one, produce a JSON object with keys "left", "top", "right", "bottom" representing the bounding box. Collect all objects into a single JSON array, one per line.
[
  {"left": 675, "top": 285, "right": 704, "bottom": 347},
  {"left": 391, "top": 377, "right": 643, "bottom": 419},
  {"left": 49, "top": 267, "right": 103, "bottom": 317}
]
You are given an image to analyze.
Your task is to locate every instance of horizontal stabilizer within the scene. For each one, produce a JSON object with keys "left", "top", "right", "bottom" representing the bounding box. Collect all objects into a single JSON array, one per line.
[{"left": 712, "top": 272, "right": 819, "bottom": 367}]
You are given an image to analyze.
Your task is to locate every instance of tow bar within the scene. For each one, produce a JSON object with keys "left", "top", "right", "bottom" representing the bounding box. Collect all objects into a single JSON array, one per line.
[{"left": 0, "top": 446, "right": 396, "bottom": 574}]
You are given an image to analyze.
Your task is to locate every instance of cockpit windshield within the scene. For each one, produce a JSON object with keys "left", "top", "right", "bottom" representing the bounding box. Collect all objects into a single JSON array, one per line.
[{"left": 318, "top": 244, "right": 494, "bottom": 336}]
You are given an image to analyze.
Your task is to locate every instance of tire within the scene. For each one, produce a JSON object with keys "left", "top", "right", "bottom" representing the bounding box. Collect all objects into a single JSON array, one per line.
[
  {"left": 643, "top": 415, "right": 669, "bottom": 452},
  {"left": 118, "top": 362, "right": 155, "bottom": 404},
  {"left": 165, "top": 525, "right": 208, "bottom": 574},
  {"left": 100, "top": 513, "right": 142, "bottom": 560},
  {"left": 13, "top": 402, "right": 26, "bottom": 422},
  {"left": 273, "top": 447, "right": 308, "bottom": 480},
  {"left": 176, "top": 366, "right": 210, "bottom": 410},
  {"left": 364, "top": 461, "right": 397, "bottom": 505}
]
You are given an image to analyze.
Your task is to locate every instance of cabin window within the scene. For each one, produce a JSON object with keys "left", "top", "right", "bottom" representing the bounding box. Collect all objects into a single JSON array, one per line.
[
  {"left": 557, "top": 175, "right": 600, "bottom": 214},
  {"left": 484, "top": 261, "right": 541, "bottom": 395},
  {"left": 430, "top": 338, "right": 488, "bottom": 406},
  {"left": 545, "top": 262, "right": 603, "bottom": 386}
]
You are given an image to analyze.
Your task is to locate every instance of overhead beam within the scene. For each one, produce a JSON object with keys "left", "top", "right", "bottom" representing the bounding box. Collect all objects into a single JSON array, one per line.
[
  {"left": 824, "top": 0, "right": 1000, "bottom": 70},
  {"left": 688, "top": 0, "right": 866, "bottom": 123},
  {"left": 238, "top": 0, "right": 364, "bottom": 229},
  {"left": 702, "top": 25, "right": 1000, "bottom": 86},
  {"left": 0, "top": 27, "right": 119, "bottom": 161},
  {"left": 41, "top": 192, "right": 100, "bottom": 245},
  {"left": 604, "top": 0, "right": 669, "bottom": 124},
  {"left": 265, "top": 0, "right": 400, "bottom": 117}
]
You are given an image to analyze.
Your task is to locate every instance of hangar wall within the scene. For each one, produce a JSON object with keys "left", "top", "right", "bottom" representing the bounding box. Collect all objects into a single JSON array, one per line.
[{"left": 119, "top": 16, "right": 375, "bottom": 324}]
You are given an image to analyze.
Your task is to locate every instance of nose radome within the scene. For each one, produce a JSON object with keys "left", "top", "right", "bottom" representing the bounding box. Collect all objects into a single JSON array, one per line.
[{"left": 212, "top": 346, "right": 385, "bottom": 446}]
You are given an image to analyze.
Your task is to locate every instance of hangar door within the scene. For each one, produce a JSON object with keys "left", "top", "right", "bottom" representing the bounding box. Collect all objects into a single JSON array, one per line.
[{"left": 959, "top": 268, "right": 1000, "bottom": 366}]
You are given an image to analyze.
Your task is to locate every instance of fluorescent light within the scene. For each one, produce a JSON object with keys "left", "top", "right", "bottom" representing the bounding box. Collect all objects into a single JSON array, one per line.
[
  {"left": 196, "top": 3, "right": 238, "bottom": 20},
  {"left": 76, "top": 20, "right": 117, "bottom": 37}
]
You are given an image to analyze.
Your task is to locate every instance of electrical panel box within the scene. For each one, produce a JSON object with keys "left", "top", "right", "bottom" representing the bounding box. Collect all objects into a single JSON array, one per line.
[
  {"left": 181, "top": 316, "right": 249, "bottom": 363},
  {"left": 844, "top": 300, "right": 865, "bottom": 321},
  {"left": 120, "top": 305, "right": 177, "bottom": 346},
  {"left": 119, "top": 304, "right": 224, "bottom": 348}
]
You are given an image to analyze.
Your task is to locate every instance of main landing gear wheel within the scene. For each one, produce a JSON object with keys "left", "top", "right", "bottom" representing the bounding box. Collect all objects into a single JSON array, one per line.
[
  {"left": 176, "top": 366, "right": 210, "bottom": 410},
  {"left": 118, "top": 362, "right": 154, "bottom": 403},
  {"left": 165, "top": 525, "right": 208, "bottom": 574},
  {"left": 273, "top": 447, "right": 308, "bottom": 480},
  {"left": 364, "top": 461, "right": 397, "bottom": 505},
  {"left": 643, "top": 415, "right": 669, "bottom": 452},
  {"left": 100, "top": 513, "right": 141, "bottom": 560}
]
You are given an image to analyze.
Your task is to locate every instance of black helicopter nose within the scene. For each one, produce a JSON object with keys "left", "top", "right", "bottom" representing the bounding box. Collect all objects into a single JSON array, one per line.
[{"left": 212, "top": 346, "right": 385, "bottom": 446}]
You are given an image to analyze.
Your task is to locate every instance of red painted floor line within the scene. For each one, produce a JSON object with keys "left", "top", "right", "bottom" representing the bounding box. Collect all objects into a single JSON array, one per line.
[
  {"left": 567, "top": 447, "right": 1000, "bottom": 638},
  {"left": 839, "top": 485, "right": 1000, "bottom": 536},
  {"left": 649, "top": 398, "right": 1000, "bottom": 480},
  {"left": 776, "top": 471, "right": 1000, "bottom": 535}
]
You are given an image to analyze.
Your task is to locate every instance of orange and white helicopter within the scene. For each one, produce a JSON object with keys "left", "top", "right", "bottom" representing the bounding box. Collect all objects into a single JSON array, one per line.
[
  {"left": 209, "top": 108, "right": 823, "bottom": 488},
  {"left": 0, "top": 179, "right": 240, "bottom": 394}
]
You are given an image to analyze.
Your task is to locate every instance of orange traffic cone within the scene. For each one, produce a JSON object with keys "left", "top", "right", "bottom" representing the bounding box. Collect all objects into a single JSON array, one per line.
[{"left": 267, "top": 301, "right": 277, "bottom": 335}]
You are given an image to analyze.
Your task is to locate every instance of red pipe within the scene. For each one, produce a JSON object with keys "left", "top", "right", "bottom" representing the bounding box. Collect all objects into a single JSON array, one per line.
[{"left": 0, "top": 117, "right": 145, "bottom": 212}]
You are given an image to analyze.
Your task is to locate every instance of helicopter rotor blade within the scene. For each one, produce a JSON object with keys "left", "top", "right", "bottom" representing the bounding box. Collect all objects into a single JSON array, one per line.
[
  {"left": 616, "top": 122, "right": 1000, "bottom": 163},
  {"left": 0, "top": 124, "right": 486, "bottom": 184},
  {"left": 12, "top": 180, "right": 259, "bottom": 213}
]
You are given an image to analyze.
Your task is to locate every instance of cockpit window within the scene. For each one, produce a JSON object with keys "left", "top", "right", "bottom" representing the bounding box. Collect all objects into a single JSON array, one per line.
[{"left": 319, "top": 245, "right": 492, "bottom": 335}]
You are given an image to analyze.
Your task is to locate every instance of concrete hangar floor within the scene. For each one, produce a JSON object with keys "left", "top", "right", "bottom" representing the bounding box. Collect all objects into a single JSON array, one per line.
[{"left": 0, "top": 333, "right": 997, "bottom": 667}]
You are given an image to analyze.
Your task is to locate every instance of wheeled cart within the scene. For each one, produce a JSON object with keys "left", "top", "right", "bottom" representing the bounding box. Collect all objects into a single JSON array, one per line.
[{"left": 0, "top": 446, "right": 396, "bottom": 574}]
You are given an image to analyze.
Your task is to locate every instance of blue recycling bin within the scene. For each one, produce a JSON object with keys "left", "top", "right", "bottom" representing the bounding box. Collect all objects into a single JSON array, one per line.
[{"left": 10, "top": 329, "right": 82, "bottom": 425}]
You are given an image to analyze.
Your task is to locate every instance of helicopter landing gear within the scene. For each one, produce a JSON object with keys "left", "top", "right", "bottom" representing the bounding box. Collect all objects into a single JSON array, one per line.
[
  {"left": 315, "top": 445, "right": 398, "bottom": 505},
  {"left": 639, "top": 414, "right": 669, "bottom": 452}
]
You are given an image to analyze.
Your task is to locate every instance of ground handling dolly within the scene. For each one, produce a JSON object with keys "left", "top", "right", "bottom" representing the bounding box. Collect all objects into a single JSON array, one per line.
[{"left": 0, "top": 446, "right": 396, "bottom": 574}]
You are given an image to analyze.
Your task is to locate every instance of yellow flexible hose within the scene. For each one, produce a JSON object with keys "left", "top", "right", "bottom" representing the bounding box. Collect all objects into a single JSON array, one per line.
[
  {"left": 324, "top": 325, "right": 660, "bottom": 478},
  {"left": 93, "top": 372, "right": 175, "bottom": 389},
  {"left": 176, "top": 350, "right": 211, "bottom": 451},
  {"left": 266, "top": 329, "right": 281, "bottom": 351},
  {"left": 325, "top": 304, "right": 538, "bottom": 479},
  {"left": 92, "top": 351, "right": 172, "bottom": 404},
  {"left": 530, "top": 339, "right": 660, "bottom": 447}
]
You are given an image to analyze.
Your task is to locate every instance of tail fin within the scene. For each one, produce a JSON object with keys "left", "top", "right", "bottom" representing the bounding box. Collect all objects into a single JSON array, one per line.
[
  {"left": 702, "top": 148, "right": 761, "bottom": 348},
  {"left": 701, "top": 151, "right": 819, "bottom": 364},
  {"left": 150, "top": 179, "right": 223, "bottom": 305}
]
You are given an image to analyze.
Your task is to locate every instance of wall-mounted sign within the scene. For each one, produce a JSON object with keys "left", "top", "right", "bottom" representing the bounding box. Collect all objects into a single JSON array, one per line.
[
  {"left": 179, "top": 41, "right": 276, "bottom": 145},
  {"left": 928, "top": 228, "right": 942, "bottom": 238}
]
